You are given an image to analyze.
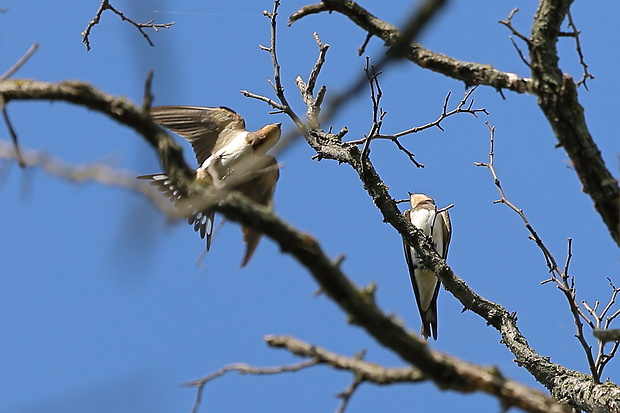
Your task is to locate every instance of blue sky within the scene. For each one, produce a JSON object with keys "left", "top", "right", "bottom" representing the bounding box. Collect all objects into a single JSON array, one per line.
[{"left": 1, "top": 1, "right": 618, "bottom": 412}]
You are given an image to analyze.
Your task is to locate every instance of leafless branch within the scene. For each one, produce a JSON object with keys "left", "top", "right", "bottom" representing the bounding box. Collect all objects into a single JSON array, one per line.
[
  {"left": 349, "top": 86, "right": 487, "bottom": 147},
  {"left": 2, "top": 75, "right": 615, "bottom": 413},
  {"left": 262, "top": 332, "right": 569, "bottom": 413},
  {"left": 294, "top": 32, "right": 329, "bottom": 132},
  {"left": 508, "top": 36, "right": 531, "bottom": 68},
  {"left": 498, "top": 8, "right": 531, "bottom": 45},
  {"left": 0, "top": 43, "right": 39, "bottom": 81},
  {"left": 2, "top": 1, "right": 617, "bottom": 409},
  {"left": 183, "top": 359, "right": 320, "bottom": 413},
  {"left": 245, "top": 0, "right": 336, "bottom": 160},
  {"left": 0, "top": 141, "right": 177, "bottom": 217},
  {"left": 0, "top": 99, "right": 24, "bottom": 168},
  {"left": 0, "top": 43, "right": 40, "bottom": 168},
  {"left": 240, "top": 6, "right": 618, "bottom": 408},
  {"left": 258, "top": 1, "right": 306, "bottom": 135},
  {"left": 266, "top": 335, "right": 425, "bottom": 384},
  {"left": 474, "top": 123, "right": 619, "bottom": 383},
  {"left": 528, "top": 2, "right": 619, "bottom": 247},
  {"left": 290, "top": 0, "right": 532, "bottom": 94},
  {"left": 584, "top": 278, "right": 620, "bottom": 379},
  {"left": 335, "top": 373, "right": 364, "bottom": 413},
  {"left": 81, "top": 0, "right": 174, "bottom": 51},
  {"left": 188, "top": 334, "right": 421, "bottom": 413},
  {"left": 291, "top": 0, "right": 620, "bottom": 247},
  {"left": 565, "top": 10, "right": 594, "bottom": 90},
  {"left": 357, "top": 32, "right": 372, "bottom": 56},
  {"left": 360, "top": 58, "right": 397, "bottom": 168}
]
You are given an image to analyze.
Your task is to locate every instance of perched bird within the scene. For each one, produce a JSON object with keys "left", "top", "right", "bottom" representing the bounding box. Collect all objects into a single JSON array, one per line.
[
  {"left": 402, "top": 193, "right": 452, "bottom": 340},
  {"left": 138, "top": 105, "right": 281, "bottom": 267}
]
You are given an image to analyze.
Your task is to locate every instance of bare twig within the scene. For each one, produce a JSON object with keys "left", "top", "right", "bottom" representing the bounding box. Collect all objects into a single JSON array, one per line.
[
  {"left": 347, "top": 87, "right": 487, "bottom": 148},
  {"left": 81, "top": 0, "right": 174, "bottom": 51},
  {"left": 259, "top": 1, "right": 306, "bottom": 134},
  {"left": 0, "top": 43, "right": 39, "bottom": 81},
  {"left": 335, "top": 373, "right": 364, "bottom": 413},
  {"left": 263, "top": 334, "right": 569, "bottom": 413},
  {"left": 188, "top": 334, "right": 423, "bottom": 413},
  {"left": 508, "top": 36, "right": 531, "bottom": 68},
  {"left": 0, "top": 140, "right": 177, "bottom": 216},
  {"left": 357, "top": 32, "right": 372, "bottom": 56},
  {"left": 0, "top": 43, "right": 41, "bottom": 168},
  {"left": 0, "top": 98, "right": 25, "bottom": 168},
  {"left": 297, "top": 32, "right": 330, "bottom": 131},
  {"left": 474, "top": 123, "right": 618, "bottom": 383},
  {"left": 584, "top": 278, "right": 620, "bottom": 378},
  {"left": 360, "top": 58, "right": 395, "bottom": 167},
  {"left": 498, "top": 8, "right": 531, "bottom": 45},
  {"left": 244, "top": 0, "right": 333, "bottom": 159},
  {"left": 565, "top": 11, "right": 594, "bottom": 90},
  {"left": 183, "top": 359, "right": 320, "bottom": 413}
]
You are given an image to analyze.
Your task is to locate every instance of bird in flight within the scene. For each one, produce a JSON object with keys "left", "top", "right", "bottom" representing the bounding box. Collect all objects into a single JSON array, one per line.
[
  {"left": 402, "top": 193, "right": 452, "bottom": 340},
  {"left": 138, "top": 105, "right": 281, "bottom": 267}
]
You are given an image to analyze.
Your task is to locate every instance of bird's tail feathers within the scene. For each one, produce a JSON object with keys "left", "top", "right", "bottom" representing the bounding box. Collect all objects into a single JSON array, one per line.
[{"left": 421, "top": 309, "right": 438, "bottom": 341}]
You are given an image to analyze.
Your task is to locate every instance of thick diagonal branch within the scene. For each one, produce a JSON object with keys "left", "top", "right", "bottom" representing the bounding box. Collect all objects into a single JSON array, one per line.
[
  {"left": 0, "top": 78, "right": 614, "bottom": 412},
  {"left": 529, "top": 0, "right": 619, "bottom": 247}
]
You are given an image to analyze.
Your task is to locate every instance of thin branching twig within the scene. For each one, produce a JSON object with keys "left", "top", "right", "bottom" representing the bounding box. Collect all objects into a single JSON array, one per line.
[
  {"left": 82, "top": 0, "right": 174, "bottom": 51},
  {"left": 564, "top": 11, "right": 594, "bottom": 89},
  {"left": 475, "top": 123, "right": 618, "bottom": 383}
]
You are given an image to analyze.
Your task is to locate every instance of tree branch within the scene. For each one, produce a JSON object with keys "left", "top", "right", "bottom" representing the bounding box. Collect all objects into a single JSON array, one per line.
[
  {"left": 0, "top": 79, "right": 193, "bottom": 189},
  {"left": 2, "top": 74, "right": 615, "bottom": 412},
  {"left": 290, "top": 0, "right": 619, "bottom": 247},
  {"left": 289, "top": 0, "right": 533, "bottom": 94},
  {"left": 474, "top": 123, "right": 618, "bottom": 383},
  {"left": 0, "top": 140, "right": 177, "bottom": 216},
  {"left": 529, "top": 0, "right": 619, "bottom": 247},
  {"left": 241, "top": 6, "right": 619, "bottom": 410},
  {"left": 82, "top": 0, "right": 174, "bottom": 51},
  {"left": 183, "top": 358, "right": 321, "bottom": 413}
]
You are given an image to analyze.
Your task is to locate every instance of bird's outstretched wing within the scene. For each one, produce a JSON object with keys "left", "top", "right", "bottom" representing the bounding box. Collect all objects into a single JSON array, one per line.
[
  {"left": 137, "top": 173, "right": 216, "bottom": 250},
  {"left": 150, "top": 106, "right": 246, "bottom": 166}
]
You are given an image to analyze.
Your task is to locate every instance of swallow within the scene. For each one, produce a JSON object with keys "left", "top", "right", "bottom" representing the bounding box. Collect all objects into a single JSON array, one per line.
[
  {"left": 403, "top": 193, "right": 452, "bottom": 340},
  {"left": 138, "top": 105, "right": 281, "bottom": 267}
]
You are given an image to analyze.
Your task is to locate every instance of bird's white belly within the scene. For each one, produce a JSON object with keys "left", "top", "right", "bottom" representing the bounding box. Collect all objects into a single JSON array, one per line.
[
  {"left": 199, "top": 135, "right": 251, "bottom": 178},
  {"left": 413, "top": 266, "right": 438, "bottom": 312}
]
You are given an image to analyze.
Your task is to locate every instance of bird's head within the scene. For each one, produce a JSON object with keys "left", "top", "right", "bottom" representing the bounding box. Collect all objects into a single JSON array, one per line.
[
  {"left": 409, "top": 193, "right": 435, "bottom": 208},
  {"left": 253, "top": 123, "right": 281, "bottom": 153}
]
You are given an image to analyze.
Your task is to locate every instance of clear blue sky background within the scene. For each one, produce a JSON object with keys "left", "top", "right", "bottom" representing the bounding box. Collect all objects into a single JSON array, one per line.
[{"left": 1, "top": 1, "right": 618, "bottom": 412}]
